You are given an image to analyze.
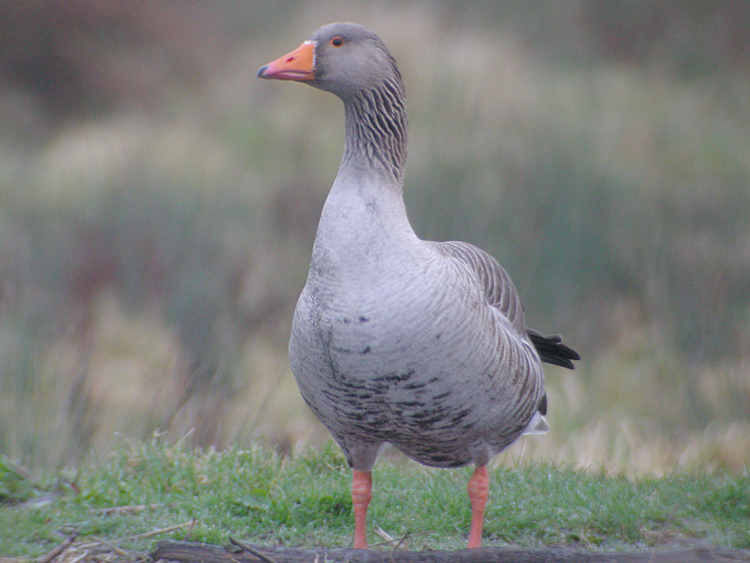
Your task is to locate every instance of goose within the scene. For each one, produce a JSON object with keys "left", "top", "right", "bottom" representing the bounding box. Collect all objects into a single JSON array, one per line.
[{"left": 257, "top": 22, "right": 579, "bottom": 549}]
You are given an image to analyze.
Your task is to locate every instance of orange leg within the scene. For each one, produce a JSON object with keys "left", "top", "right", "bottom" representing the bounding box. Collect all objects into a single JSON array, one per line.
[
  {"left": 352, "top": 470, "right": 372, "bottom": 549},
  {"left": 466, "top": 465, "right": 489, "bottom": 548}
]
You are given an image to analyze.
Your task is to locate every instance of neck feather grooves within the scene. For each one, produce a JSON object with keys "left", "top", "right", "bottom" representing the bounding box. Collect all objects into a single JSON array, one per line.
[{"left": 342, "top": 74, "right": 407, "bottom": 183}]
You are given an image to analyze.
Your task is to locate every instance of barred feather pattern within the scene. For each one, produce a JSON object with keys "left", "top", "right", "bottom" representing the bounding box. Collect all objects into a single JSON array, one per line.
[
  {"left": 434, "top": 240, "right": 526, "bottom": 334},
  {"left": 290, "top": 227, "right": 546, "bottom": 470},
  {"left": 343, "top": 70, "right": 407, "bottom": 182}
]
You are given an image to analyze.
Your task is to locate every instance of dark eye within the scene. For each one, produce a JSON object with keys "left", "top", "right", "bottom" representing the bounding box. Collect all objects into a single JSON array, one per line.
[{"left": 330, "top": 36, "right": 344, "bottom": 47}]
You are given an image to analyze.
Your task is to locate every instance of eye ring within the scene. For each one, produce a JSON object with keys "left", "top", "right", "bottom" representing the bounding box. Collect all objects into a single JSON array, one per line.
[{"left": 330, "top": 36, "right": 344, "bottom": 47}]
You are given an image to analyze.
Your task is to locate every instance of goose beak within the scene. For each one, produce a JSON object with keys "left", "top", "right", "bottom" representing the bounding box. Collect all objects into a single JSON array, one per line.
[{"left": 257, "top": 40, "right": 315, "bottom": 81}]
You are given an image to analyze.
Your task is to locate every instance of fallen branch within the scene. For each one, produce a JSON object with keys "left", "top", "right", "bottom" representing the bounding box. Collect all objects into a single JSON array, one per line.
[
  {"left": 88, "top": 536, "right": 130, "bottom": 557},
  {"left": 151, "top": 540, "right": 750, "bottom": 563},
  {"left": 65, "top": 551, "right": 89, "bottom": 563},
  {"left": 121, "top": 521, "right": 194, "bottom": 542},
  {"left": 77, "top": 521, "right": 193, "bottom": 551},
  {"left": 182, "top": 519, "right": 197, "bottom": 542},
  {"left": 35, "top": 530, "right": 78, "bottom": 563},
  {"left": 229, "top": 537, "right": 279, "bottom": 563}
]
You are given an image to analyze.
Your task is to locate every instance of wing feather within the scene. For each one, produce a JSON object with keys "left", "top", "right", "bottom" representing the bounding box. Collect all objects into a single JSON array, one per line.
[
  {"left": 432, "top": 240, "right": 579, "bottom": 369},
  {"left": 432, "top": 240, "right": 525, "bottom": 332}
]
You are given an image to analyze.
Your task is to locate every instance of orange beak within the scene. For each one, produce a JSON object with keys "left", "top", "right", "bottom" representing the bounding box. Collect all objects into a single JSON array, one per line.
[{"left": 257, "top": 40, "right": 315, "bottom": 81}]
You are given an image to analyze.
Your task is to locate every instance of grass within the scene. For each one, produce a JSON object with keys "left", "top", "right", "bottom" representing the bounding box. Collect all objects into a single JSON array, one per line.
[{"left": 1, "top": 438, "right": 749, "bottom": 559}]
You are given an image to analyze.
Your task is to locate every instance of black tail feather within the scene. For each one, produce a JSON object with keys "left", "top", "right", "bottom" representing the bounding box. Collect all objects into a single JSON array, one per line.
[{"left": 527, "top": 328, "right": 580, "bottom": 370}]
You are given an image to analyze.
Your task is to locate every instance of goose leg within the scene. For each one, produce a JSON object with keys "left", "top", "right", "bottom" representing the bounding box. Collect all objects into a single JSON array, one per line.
[
  {"left": 352, "top": 469, "right": 372, "bottom": 549},
  {"left": 467, "top": 465, "right": 489, "bottom": 548}
]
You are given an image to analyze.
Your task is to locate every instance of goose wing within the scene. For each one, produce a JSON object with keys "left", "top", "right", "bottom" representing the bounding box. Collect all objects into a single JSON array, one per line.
[{"left": 433, "top": 240, "right": 579, "bottom": 369}]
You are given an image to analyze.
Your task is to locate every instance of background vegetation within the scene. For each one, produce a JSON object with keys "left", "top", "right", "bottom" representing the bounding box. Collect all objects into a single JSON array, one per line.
[{"left": 0, "top": 0, "right": 749, "bottom": 475}]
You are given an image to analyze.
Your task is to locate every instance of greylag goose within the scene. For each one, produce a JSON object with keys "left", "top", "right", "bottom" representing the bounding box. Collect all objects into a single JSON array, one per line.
[{"left": 258, "top": 22, "right": 579, "bottom": 549}]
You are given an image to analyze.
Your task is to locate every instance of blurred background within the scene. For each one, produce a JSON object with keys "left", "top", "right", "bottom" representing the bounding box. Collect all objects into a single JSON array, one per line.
[{"left": 1, "top": 0, "right": 749, "bottom": 474}]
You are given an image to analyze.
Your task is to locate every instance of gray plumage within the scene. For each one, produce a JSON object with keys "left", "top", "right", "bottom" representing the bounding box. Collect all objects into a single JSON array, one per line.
[{"left": 274, "top": 23, "right": 577, "bottom": 473}]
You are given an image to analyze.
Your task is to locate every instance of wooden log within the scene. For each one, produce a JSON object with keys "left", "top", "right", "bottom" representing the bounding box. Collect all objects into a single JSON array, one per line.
[{"left": 151, "top": 539, "right": 750, "bottom": 563}]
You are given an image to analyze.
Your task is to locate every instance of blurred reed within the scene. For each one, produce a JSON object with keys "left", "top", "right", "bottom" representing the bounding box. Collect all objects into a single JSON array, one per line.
[{"left": 0, "top": 0, "right": 748, "bottom": 473}]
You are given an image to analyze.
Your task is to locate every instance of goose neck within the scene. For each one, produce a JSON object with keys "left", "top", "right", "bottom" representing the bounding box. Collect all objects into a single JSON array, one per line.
[{"left": 341, "top": 79, "right": 407, "bottom": 185}]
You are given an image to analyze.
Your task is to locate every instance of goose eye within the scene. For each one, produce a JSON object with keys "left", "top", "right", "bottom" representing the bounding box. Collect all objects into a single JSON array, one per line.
[{"left": 330, "top": 36, "right": 344, "bottom": 47}]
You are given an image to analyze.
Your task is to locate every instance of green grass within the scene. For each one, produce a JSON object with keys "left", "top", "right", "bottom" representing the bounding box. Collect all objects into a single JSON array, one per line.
[{"left": 1, "top": 439, "right": 748, "bottom": 558}]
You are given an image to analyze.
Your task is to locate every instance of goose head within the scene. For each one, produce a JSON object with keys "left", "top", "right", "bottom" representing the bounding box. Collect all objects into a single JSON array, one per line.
[{"left": 257, "top": 23, "right": 402, "bottom": 101}]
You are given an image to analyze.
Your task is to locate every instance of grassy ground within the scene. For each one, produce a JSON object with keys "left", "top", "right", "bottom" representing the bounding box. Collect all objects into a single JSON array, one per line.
[{"left": 1, "top": 438, "right": 748, "bottom": 560}]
